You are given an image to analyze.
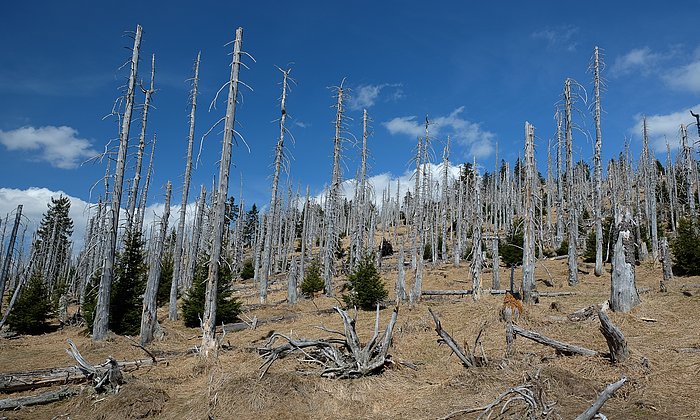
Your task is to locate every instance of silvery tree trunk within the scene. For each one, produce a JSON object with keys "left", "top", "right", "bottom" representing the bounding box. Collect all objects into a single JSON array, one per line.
[
  {"left": 411, "top": 119, "right": 430, "bottom": 302},
  {"left": 471, "top": 173, "right": 483, "bottom": 301},
  {"left": 592, "top": 46, "right": 604, "bottom": 276},
  {"left": 261, "top": 68, "right": 291, "bottom": 303},
  {"left": 201, "top": 27, "right": 243, "bottom": 357},
  {"left": 440, "top": 137, "right": 450, "bottom": 262},
  {"left": 564, "top": 79, "right": 579, "bottom": 286},
  {"left": 93, "top": 25, "right": 142, "bottom": 341},
  {"left": 411, "top": 136, "right": 423, "bottom": 270},
  {"left": 170, "top": 52, "right": 200, "bottom": 321},
  {"left": 610, "top": 206, "right": 640, "bottom": 312},
  {"left": 681, "top": 125, "right": 695, "bottom": 217},
  {"left": 135, "top": 134, "right": 156, "bottom": 233},
  {"left": 555, "top": 111, "right": 564, "bottom": 248},
  {"left": 140, "top": 181, "right": 171, "bottom": 345},
  {"left": 642, "top": 119, "right": 659, "bottom": 260},
  {"left": 522, "top": 122, "right": 537, "bottom": 303},
  {"left": 0, "top": 205, "right": 22, "bottom": 312},
  {"left": 492, "top": 143, "right": 500, "bottom": 289},
  {"left": 322, "top": 84, "right": 344, "bottom": 296},
  {"left": 184, "top": 186, "right": 206, "bottom": 292},
  {"left": 396, "top": 241, "right": 406, "bottom": 302},
  {"left": 127, "top": 54, "right": 156, "bottom": 233}
]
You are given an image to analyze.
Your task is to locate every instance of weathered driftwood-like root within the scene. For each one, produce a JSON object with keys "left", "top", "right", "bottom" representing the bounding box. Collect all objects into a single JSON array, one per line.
[
  {"left": 597, "top": 309, "right": 629, "bottom": 363},
  {"left": 440, "top": 370, "right": 557, "bottom": 420},
  {"left": 258, "top": 305, "right": 399, "bottom": 379},
  {"left": 575, "top": 376, "right": 627, "bottom": 420},
  {"left": 0, "top": 386, "right": 81, "bottom": 410},
  {"left": 65, "top": 339, "right": 123, "bottom": 393},
  {"left": 428, "top": 307, "right": 487, "bottom": 368},
  {"left": 512, "top": 325, "right": 598, "bottom": 357}
]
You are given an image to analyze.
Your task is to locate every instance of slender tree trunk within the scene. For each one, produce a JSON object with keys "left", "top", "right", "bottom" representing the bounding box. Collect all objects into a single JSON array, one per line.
[
  {"left": 201, "top": 27, "right": 243, "bottom": 357},
  {"left": 592, "top": 47, "right": 604, "bottom": 277},
  {"left": 0, "top": 205, "right": 22, "bottom": 312},
  {"left": 564, "top": 79, "right": 579, "bottom": 286},
  {"left": 610, "top": 206, "right": 640, "bottom": 312},
  {"left": 492, "top": 143, "right": 500, "bottom": 289},
  {"left": 140, "top": 182, "right": 171, "bottom": 345},
  {"left": 170, "top": 52, "right": 200, "bottom": 321},
  {"left": 522, "top": 123, "right": 537, "bottom": 303},
  {"left": 93, "top": 25, "right": 142, "bottom": 341},
  {"left": 135, "top": 134, "right": 157, "bottom": 234},
  {"left": 471, "top": 173, "right": 483, "bottom": 301}
]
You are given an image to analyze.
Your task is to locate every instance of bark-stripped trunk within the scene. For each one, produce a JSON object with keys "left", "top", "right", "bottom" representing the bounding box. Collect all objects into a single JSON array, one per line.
[
  {"left": 93, "top": 25, "right": 142, "bottom": 341},
  {"left": 201, "top": 27, "right": 243, "bottom": 356},
  {"left": 170, "top": 52, "right": 200, "bottom": 321},
  {"left": 127, "top": 54, "right": 156, "bottom": 233},
  {"left": 261, "top": 68, "right": 291, "bottom": 303},
  {"left": 610, "top": 206, "right": 640, "bottom": 312},
  {"left": 522, "top": 122, "right": 537, "bottom": 303},
  {"left": 492, "top": 143, "right": 500, "bottom": 289},
  {"left": 471, "top": 172, "right": 483, "bottom": 301},
  {"left": 0, "top": 205, "right": 22, "bottom": 312},
  {"left": 564, "top": 79, "right": 579, "bottom": 286},
  {"left": 592, "top": 47, "right": 604, "bottom": 276},
  {"left": 555, "top": 111, "right": 564, "bottom": 248},
  {"left": 322, "top": 84, "right": 344, "bottom": 296},
  {"left": 135, "top": 134, "right": 156, "bottom": 234},
  {"left": 140, "top": 181, "right": 171, "bottom": 345}
]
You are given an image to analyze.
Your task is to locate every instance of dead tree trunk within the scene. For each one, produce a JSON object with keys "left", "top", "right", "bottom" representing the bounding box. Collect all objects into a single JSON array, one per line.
[
  {"left": 610, "top": 206, "right": 640, "bottom": 312},
  {"left": 0, "top": 205, "right": 22, "bottom": 312},
  {"left": 659, "top": 237, "right": 672, "bottom": 292},
  {"left": 201, "top": 27, "right": 243, "bottom": 357},
  {"left": 492, "top": 143, "right": 501, "bottom": 289},
  {"left": 522, "top": 122, "right": 537, "bottom": 303},
  {"left": 564, "top": 79, "right": 579, "bottom": 286},
  {"left": 261, "top": 67, "right": 291, "bottom": 303},
  {"left": 597, "top": 308, "right": 629, "bottom": 363},
  {"left": 170, "top": 52, "right": 200, "bottom": 321},
  {"left": 471, "top": 171, "right": 483, "bottom": 300},
  {"left": 592, "top": 46, "right": 604, "bottom": 277},
  {"left": 323, "top": 84, "right": 345, "bottom": 296},
  {"left": 575, "top": 376, "right": 627, "bottom": 420},
  {"left": 140, "top": 182, "right": 171, "bottom": 345},
  {"left": 127, "top": 53, "right": 156, "bottom": 233},
  {"left": 93, "top": 25, "right": 142, "bottom": 341}
]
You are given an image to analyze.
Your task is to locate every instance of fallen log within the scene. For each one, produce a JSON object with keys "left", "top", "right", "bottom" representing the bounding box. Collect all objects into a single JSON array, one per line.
[
  {"left": 221, "top": 313, "right": 298, "bottom": 333},
  {"left": 0, "top": 386, "right": 81, "bottom": 410},
  {"left": 428, "top": 308, "right": 483, "bottom": 368},
  {"left": 598, "top": 309, "right": 629, "bottom": 363},
  {"left": 575, "top": 376, "right": 627, "bottom": 420},
  {"left": 539, "top": 292, "right": 576, "bottom": 297},
  {"left": 512, "top": 325, "right": 598, "bottom": 356}
]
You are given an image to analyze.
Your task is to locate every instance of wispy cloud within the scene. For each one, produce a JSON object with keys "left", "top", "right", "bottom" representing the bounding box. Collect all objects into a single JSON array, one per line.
[
  {"left": 294, "top": 120, "right": 310, "bottom": 129},
  {"left": 531, "top": 25, "right": 579, "bottom": 52},
  {"left": 0, "top": 126, "right": 98, "bottom": 169},
  {"left": 629, "top": 104, "right": 700, "bottom": 152},
  {"left": 663, "top": 59, "right": 700, "bottom": 92},
  {"left": 383, "top": 107, "right": 496, "bottom": 158},
  {"left": 347, "top": 83, "right": 403, "bottom": 111},
  {"left": 611, "top": 47, "right": 662, "bottom": 77}
]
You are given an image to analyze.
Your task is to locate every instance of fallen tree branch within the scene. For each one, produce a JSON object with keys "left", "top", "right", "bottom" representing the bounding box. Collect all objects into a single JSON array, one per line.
[
  {"left": 0, "top": 386, "right": 81, "bottom": 410},
  {"left": 597, "top": 309, "right": 629, "bottom": 363},
  {"left": 428, "top": 308, "right": 477, "bottom": 368},
  {"left": 575, "top": 376, "right": 627, "bottom": 420},
  {"left": 512, "top": 325, "right": 598, "bottom": 356}
]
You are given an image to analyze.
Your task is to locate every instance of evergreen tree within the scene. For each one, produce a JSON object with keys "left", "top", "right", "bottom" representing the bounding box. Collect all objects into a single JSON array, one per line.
[
  {"left": 182, "top": 256, "right": 241, "bottom": 328},
  {"left": 584, "top": 217, "right": 611, "bottom": 263},
  {"left": 343, "top": 254, "right": 388, "bottom": 310},
  {"left": 500, "top": 219, "right": 524, "bottom": 267},
  {"left": 31, "top": 196, "right": 73, "bottom": 294},
  {"left": 239, "top": 259, "right": 254, "bottom": 280},
  {"left": 671, "top": 218, "right": 700, "bottom": 276},
  {"left": 82, "top": 271, "right": 100, "bottom": 330},
  {"left": 7, "top": 272, "right": 53, "bottom": 334},
  {"left": 157, "top": 252, "right": 174, "bottom": 306},
  {"left": 109, "top": 230, "right": 147, "bottom": 335},
  {"left": 242, "top": 204, "right": 259, "bottom": 247},
  {"left": 300, "top": 258, "right": 324, "bottom": 297}
]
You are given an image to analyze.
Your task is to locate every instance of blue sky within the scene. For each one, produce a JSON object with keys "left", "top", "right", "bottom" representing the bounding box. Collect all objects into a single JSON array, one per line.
[{"left": 1, "top": 1, "right": 699, "bottom": 241}]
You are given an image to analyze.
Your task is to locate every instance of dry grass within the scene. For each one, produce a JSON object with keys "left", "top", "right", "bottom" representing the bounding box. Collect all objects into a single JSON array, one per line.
[{"left": 2, "top": 257, "right": 700, "bottom": 419}]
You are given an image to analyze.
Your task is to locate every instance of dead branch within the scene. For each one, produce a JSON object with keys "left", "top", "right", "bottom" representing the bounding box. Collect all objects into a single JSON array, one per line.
[
  {"left": 0, "top": 386, "right": 81, "bottom": 410},
  {"left": 575, "top": 376, "right": 627, "bottom": 420},
  {"left": 597, "top": 309, "right": 629, "bottom": 363},
  {"left": 428, "top": 307, "right": 477, "bottom": 367},
  {"left": 512, "top": 325, "right": 598, "bottom": 356}
]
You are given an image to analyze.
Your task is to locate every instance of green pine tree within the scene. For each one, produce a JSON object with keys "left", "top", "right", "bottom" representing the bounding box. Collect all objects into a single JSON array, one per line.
[
  {"left": 109, "top": 230, "right": 147, "bottom": 335},
  {"left": 300, "top": 258, "right": 324, "bottom": 297},
  {"left": 239, "top": 259, "right": 254, "bottom": 280},
  {"left": 499, "top": 219, "right": 524, "bottom": 267},
  {"left": 31, "top": 196, "right": 74, "bottom": 295},
  {"left": 182, "top": 256, "right": 241, "bottom": 328},
  {"left": 343, "top": 254, "right": 388, "bottom": 310},
  {"left": 157, "top": 252, "right": 174, "bottom": 307},
  {"left": 7, "top": 272, "right": 53, "bottom": 334},
  {"left": 671, "top": 217, "right": 700, "bottom": 276}
]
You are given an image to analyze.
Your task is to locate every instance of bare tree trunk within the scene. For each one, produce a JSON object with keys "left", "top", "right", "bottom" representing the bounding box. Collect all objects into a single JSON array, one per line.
[
  {"left": 261, "top": 68, "right": 291, "bottom": 303},
  {"left": 0, "top": 205, "right": 22, "bottom": 312},
  {"left": 140, "top": 182, "right": 171, "bottom": 345},
  {"left": 522, "top": 123, "right": 537, "bottom": 303},
  {"left": 93, "top": 25, "right": 142, "bottom": 341},
  {"left": 660, "top": 237, "right": 672, "bottom": 292},
  {"left": 564, "top": 79, "right": 579, "bottom": 286},
  {"left": 127, "top": 54, "right": 156, "bottom": 233},
  {"left": 610, "top": 206, "right": 640, "bottom": 312},
  {"left": 135, "top": 134, "right": 156, "bottom": 234},
  {"left": 592, "top": 47, "right": 604, "bottom": 277},
  {"left": 471, "top": 172, "right": 483, "bottom": 301},
  {"left": 201, "top": 27, "right": 243, "bottom": 357},
  {"left": 322, "top": 84, "right": 344, "bottom": 296},
  {"left": 492, "top": 143, "right": 500, "bottom": 289},
  {"left": 555, "top": 111, "right": 564, "bottom": 248},
  {"left": 170, "top": 52, "right": 200, "bottom": 321}
]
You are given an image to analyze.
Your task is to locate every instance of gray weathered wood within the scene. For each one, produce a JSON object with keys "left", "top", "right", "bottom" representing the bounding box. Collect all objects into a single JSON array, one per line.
[
  {"left": 0, "top": 386, "right": 81, "bottom": 410},
  {"left": 575, "top": 376, "right": 627, "bottom": 420},
  {"left": 597, "top": 309, "right": 629, "bottom": 363},
  {"left": 512, "top": 324, "right": 597, "bottom": 356}
]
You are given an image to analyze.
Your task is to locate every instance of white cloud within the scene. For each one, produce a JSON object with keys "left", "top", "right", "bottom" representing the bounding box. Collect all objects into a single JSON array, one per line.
[
  {"left": 663, "top": 59, "right": 700, "bottom": 92},
  {"left": 0, "top": 126, "right": 98, "bottom": 169},
  {"left": 383, "top": 107, "right": 496, "bottom": 159},
  {"left": 347, "top": 83, "right": 403, "bottom": 111},
  {"left": 611, "top": 47, "right": 661, "bottom": 77},
  {"left": 629, "top": 104, "right": 700, "bottom": 152},
  {"left": 294, "top": 121, "right": 309, "bottom": 129},
  {"left": 531, "top": 25, "right": 579, "bottom": 52},
  {"left": 0, "top": 187, "right": 201, "bottom": 257}
]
